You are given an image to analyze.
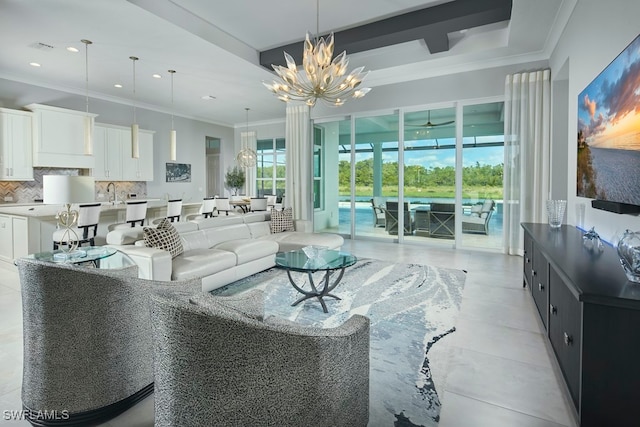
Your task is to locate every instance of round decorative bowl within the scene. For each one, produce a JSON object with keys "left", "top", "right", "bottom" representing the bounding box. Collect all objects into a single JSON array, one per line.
[{"left": 617, "top": 230, "right": 640, "bottom": 283}]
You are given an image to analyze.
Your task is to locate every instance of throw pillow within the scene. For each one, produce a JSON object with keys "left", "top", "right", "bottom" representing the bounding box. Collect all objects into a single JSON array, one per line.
[
  {"left": 270, "top": 207, "right": 294, "bottom": 233},
  {"left": 143, "top": 218, "right": 184, "bottom": 258},
  {"left": 470, "top": 205, "right": 482, "bottom": 218},
  {"left": 189, "top": 289, "right": 264, "bottom": 321}
]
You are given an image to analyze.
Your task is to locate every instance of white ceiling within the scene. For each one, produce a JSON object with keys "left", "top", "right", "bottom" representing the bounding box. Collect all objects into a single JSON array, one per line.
[{"left": 0, "top": 0, "right": 573, "bottom": 127}]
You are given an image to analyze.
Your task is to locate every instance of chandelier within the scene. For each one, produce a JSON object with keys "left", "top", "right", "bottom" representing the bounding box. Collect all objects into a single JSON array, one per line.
[
  {"left": 263, "top": 1, "right": 371, "bottom": 107},
  {"left": 236, "top": 108, "right": 257, "bottom": 168}
]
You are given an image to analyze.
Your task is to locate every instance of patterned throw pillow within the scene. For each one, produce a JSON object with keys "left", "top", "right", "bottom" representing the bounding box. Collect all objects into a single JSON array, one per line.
[
  {"left": 270, "top": 207, "right": 294, "bottom": 233},
  {"left": 143, "top": 218, "right": 184, "bottom": 258}
]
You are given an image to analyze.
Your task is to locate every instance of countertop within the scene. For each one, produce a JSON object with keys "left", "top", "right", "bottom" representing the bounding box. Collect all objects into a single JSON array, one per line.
[{"left": 0, "top": 200, "right": 201, "bottom": 218}]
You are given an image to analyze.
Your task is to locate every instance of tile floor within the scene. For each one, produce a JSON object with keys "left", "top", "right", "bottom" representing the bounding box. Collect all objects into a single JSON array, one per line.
[{"left": 0, "top": 239, "right": 576, "bottom": 427}]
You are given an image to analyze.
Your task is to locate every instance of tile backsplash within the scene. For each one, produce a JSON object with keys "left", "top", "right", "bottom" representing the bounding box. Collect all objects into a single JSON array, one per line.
[{"left": 0, "top": 168, "right": 147, "bottom": 204}]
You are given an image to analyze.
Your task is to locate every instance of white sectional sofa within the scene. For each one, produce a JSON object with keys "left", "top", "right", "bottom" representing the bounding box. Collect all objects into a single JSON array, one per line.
[{"left": 106, "top": 212, "right": 344, "bottom": 292}]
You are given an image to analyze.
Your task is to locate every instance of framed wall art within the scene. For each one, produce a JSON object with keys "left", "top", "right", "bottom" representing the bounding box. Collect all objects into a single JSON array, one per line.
[{"left": 166, "top": 163, "right": 191, "bottom": 182}]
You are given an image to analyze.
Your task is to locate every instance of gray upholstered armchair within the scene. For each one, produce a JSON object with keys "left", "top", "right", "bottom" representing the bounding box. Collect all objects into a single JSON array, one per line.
[
  {"left": 151, "top": 289, "right": 370, "bottom": 427},
  {"left": 15, "top": 257, "right": 201, "bottom": 426}
]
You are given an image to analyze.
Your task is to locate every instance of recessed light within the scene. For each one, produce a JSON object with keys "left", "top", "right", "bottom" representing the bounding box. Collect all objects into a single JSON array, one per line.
[
  {"left": 66, "top": 47, "right": 79, "bottom": 53},
  {"left": 152, "top": 74, "right": 162, "bottom": 79},
  {"left": 201, "top": 95, "right": 216, "bottom": 100},
  {"left": 29, "top": 62, "right": 41, "bottom": 67},
  {"left": 114, "top": 84, "right": 123, "bottom": 88}
]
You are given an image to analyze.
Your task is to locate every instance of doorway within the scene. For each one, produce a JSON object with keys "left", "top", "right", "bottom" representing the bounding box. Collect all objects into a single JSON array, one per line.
[{"left": 206, "top": 137, "right": 221, "bottom": 197}]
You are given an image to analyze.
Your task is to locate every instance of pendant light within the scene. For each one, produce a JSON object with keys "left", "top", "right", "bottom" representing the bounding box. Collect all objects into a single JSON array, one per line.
[
  {"left": 236, "top": 107, "right": 257, "bottom": 168},
  {"left": 81, "top": 39, "right": 93, "bottom": 155},
  {"left": 130, "top": 56, "right": 139, "bottom": 158},
  {"left": 168, "top": 69, "right": 177, "bottom": 161}
]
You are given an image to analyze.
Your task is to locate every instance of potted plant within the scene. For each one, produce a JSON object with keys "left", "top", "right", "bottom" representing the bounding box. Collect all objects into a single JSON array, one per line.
[{"left": 225, "top": 166, "right": 246, "bottom": 197}]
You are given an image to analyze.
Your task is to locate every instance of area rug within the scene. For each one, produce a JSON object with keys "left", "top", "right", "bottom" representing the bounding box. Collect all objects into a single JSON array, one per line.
[{"left": 212, "top": 258, "right": 466, "bottom": 427}]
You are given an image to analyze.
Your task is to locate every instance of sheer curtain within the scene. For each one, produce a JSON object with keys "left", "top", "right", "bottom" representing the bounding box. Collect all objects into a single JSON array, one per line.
[
  {"left": 503, "top": 69, "right": 551, "bottom": 255},
  {"left": 285, "top": 104, "right": 312, "bottom": 220},
  {"left": 240, "top": 130, "right": 257, "bottom": 197}
]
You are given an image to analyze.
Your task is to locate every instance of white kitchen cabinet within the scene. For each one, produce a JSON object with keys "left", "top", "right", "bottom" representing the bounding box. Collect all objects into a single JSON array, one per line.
[
  {"left": 93, "top": 124, "right": 123, "bottom": 181},
  {"left": 93, "top": 123, "right": 153, "bottom": 182},
  {"left": 0, "top": 108, "right": 33, "bottom": 180},
  {"left": 26, "top": 103, "right": 97, "bottom": 169},
  {"left": 0, "top": 214, "right": 28, "bottom": 263}
]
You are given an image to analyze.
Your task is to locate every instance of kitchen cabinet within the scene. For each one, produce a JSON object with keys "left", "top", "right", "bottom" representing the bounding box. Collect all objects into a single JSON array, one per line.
[
  {"left": 93, "top": 123, "right": 153, "bottom": 182},
  {"left": 0, "top": 214, "right": 28, "bottom": 263},
  {"left": 26, "top": 103, "right": 97, "bottom": 169},
  {"left": 0, "top": 108, "right": 33, "bottom": 180},
  {"left": 93, "top": 125, "right": 123, "bottom": 180},
  {"left": 521, "top": 223, "right": 640, "bottom": 427}
]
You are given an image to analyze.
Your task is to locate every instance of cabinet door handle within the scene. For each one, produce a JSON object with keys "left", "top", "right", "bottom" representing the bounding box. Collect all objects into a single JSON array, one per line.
[
  {"left": 550, "top": 304, "right": 557, "bottom": 315},
  {"left": 525, "top": 257, "right": 530, "bottom": 263},
  {"left": 538, "top": 283, "right": 545, "bottom": 291},
  {"left": 532, "top": 269, "right": 536, "bottom": 277},
  {"left": 564, "top": 332, "right": 573, "bottom": 346}
]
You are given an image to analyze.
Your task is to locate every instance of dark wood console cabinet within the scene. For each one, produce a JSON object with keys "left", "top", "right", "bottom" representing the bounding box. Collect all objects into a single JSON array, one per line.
[{"left": 521, "top": 223, "right": 640, "bottom": 427}]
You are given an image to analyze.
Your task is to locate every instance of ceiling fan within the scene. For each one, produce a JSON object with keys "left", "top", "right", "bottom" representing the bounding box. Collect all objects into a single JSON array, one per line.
[{"left": 408, "top": 110, "right": 455, "bottom": 128}]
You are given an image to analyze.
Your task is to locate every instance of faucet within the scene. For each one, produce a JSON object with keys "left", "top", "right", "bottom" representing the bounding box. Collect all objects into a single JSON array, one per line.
[{"left": 106, "top": 182, "right": 116, "bottom": 204}]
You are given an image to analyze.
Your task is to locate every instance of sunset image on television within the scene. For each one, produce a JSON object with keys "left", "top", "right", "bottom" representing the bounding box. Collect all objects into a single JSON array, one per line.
[{"left": 577, "top": 34, "right": 640, "bottom": 205}]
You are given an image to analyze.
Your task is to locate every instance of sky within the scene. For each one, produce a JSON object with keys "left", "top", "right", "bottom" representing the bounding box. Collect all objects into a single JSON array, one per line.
[{"left": 577, "top": 34, "right": 640, "bottom": 150}]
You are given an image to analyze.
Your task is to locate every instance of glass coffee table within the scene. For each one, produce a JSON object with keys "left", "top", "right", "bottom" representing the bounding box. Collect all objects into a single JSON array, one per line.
[
  {"left": 275, "top": 249, "right": 357, "bottom": 313},
  {"left": 26, "top": 246, "right": 135, "bottom": 270}
]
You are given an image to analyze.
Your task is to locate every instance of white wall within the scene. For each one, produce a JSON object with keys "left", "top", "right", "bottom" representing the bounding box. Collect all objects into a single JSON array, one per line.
[
  {"left": 0, "top": 78, "right": 235, "bottom": 202},
  {"left": 549, "top": 0, "right": 640, "bottom": 242}
]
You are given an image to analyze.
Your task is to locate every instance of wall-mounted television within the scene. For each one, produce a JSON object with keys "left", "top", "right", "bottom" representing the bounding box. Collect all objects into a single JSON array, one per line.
[{"left": 577, "top": 33, "right": 640, "bottom": 214}]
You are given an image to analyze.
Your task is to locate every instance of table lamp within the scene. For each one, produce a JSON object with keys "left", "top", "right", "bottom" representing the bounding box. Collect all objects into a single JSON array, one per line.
[{"left": 43, "top": 175, "right": 95, "bottom": 257}]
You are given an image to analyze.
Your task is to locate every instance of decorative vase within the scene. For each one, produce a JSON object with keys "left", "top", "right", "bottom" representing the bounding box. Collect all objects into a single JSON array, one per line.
[
  {"left": 546, "top": 200, "right": 567, "bottom": 229},
  {"left": 617, "top": 230, "right": 640, "bottom": 283}
]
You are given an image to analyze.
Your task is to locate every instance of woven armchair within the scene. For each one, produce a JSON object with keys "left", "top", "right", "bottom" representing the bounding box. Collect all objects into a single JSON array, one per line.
[
  {"left": 16, "top": 257, "right": 201, "bottom": 426},
  {"left": 151, "top": 289, "right": 370, "bottom": 427}
]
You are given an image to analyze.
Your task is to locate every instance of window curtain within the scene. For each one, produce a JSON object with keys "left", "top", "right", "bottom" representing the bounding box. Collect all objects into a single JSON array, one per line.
[
  {"left": 285, "top": 104, "right": 312, "bottom": 221},
  {"left": 240, "top": 130, "right": 257, "bottom": 197},
  {"left": 503, "top": 69, "right": 551, "bottom": 255}
]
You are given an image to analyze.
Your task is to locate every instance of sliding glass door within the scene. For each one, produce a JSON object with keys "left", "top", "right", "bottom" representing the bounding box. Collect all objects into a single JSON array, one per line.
[
  {"left": 352, "top": 113, "right": 399, "bottom": 241},
  {"left": 460, "top": 102, "right": 504, "bottom": 249},
  {"left": 403, "top": 107, "right": 456, "bottom": 243},
  {"left": 313, "top": 101, "right": 505, "bottom": 251}
]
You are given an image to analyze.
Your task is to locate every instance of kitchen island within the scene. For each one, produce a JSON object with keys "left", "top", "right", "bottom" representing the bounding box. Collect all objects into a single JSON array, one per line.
[{"left": 0, "top": 200, "right": 200, "bottom": 268}]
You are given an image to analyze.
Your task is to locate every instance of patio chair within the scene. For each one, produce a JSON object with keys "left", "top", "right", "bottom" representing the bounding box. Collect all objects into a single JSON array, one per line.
[
  {"left": 370, "top": 198, "right": 386, "bottom": 228},
  {"left": 462, "top": 199, "right": 495, "bottom": 235},
  {"left": 429, "top": 203, "right": 455, "bottom": 238},
  {"left": 384, "top": 202, "right": 413, "bottom": 235}
]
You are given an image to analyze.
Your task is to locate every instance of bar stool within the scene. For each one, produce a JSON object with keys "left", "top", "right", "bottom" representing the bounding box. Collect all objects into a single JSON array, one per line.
[
  {"left": 52, "top": 203, "right": 101, "bottom": 250},
  {"left": 166, "top": 199, "right": 183, "bottom": 222},
  {"left": 153, "top": 199, "right": 183, "bottom": 225},
  {"left": 186, "top": 197, "right": 216, "bottom": 221},
  {"left": 124, "top": 200, "right": 148, "bottom": 227}
]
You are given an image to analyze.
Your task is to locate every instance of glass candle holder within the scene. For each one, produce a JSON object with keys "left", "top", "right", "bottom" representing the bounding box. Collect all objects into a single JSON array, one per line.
[{"left": 546, "top": 200, "right": 567, "bottom": 229}]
